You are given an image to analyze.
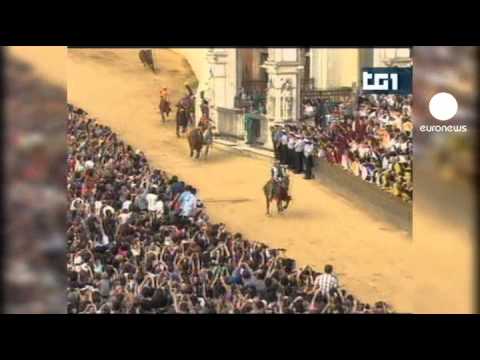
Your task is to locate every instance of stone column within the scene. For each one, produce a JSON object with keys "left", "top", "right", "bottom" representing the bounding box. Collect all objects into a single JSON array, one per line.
[
  {"left": 262, "top": 48, "right": 304, "bottom": 149},
  {"left": 206, "top": 49, "right": 225, "bottom": 128},
  {"left": 310, "top": 48, "right": 329, "bottom": 90},
  {"left": 205, "top": 48, "right": 239, "bottom": 131}
]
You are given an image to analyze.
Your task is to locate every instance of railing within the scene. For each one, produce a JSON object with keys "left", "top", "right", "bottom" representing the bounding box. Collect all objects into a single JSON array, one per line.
[
  {"left": 216, "top": 107, "right": 245, "bottom": 139},
  {"left": 242, "top": 80, "right": 267, "bottom": 94},
  {"left": 302, "top": 87, "right": 354, "bottom": 103},
  {"left": 216, "top": 108, "right": 270, "bottom": 145}
]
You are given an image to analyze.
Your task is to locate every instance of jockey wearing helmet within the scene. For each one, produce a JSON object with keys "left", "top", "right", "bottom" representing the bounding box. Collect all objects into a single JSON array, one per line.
[
  {"left": 271, "top": 159, "right": 285, "bottom": 183},
  {"left": 270, "top": 160, "right": 289, "bottom": 198}
]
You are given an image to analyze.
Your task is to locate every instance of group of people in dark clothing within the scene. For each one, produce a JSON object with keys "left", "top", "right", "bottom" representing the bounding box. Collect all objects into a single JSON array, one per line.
[{"left": 271, "top": 124, "right": 317, "bottom": 180}]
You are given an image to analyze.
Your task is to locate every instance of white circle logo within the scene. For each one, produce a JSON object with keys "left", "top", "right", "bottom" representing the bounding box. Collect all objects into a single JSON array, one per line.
[{"left": 428, "top": 92, "right": 458, "bottom": 121}]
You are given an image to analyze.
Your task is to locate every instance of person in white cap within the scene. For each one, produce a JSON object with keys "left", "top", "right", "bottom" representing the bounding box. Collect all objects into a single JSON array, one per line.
[
  {"left": 279, "top": 129, "right": 288, "bottom": 165},
  {"left": 303, "top": 138, "right": 315, "bottom": 179},
  {"left": 294, "top": 134, "right": 305, "bottom": 174},
  {"left": 287, "top": 132, "right": 296, "bottom": 170}
]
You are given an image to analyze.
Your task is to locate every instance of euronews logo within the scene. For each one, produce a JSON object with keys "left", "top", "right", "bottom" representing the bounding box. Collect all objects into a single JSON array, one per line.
[{"left": 419, "top": 92, "right": 467, "bottom": 133}]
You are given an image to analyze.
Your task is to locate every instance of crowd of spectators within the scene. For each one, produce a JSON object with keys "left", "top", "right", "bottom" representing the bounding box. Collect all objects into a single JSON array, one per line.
[
  {"left": 67, "top": 103, "right": 392, "bottom": 314},
  {"left": 5, "top": 55, "right": 66, "bottom": 313},
  {"left": 274, "top": 94, "right": 413, "bottom": 202}
]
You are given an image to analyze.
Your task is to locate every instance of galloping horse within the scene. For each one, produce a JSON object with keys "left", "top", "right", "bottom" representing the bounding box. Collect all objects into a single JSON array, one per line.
[
  {"left": 187, "top": 126, "right": 214, "bottom": 159},
  {"left": 139, "top": 50, "right": 155, "bottom": 73},
  {"left": 263, "top": 178, "right": 291, "bottom": 215},
  {"left": 187, "top": 128, "right": 203, "bottom": 159},
  {"left": 176, "top": 103, "right": 189, "bottom": 137}
]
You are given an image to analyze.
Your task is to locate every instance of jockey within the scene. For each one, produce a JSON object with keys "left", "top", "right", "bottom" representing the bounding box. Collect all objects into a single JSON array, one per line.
[
  {"left": 198, "top": 115, "right": 213, "bottom": 131},
  {"left": 271, "top": 159, "right": 288, "bottom": 185},
  {"left": 159, "top": 87, "right": 171, "bottom": 120},
  {"left": 270, "top": 160, "right": 289, "bottom": 198},
  {"left": 160, "top": 87, "right": 168, "bottom": 101}
]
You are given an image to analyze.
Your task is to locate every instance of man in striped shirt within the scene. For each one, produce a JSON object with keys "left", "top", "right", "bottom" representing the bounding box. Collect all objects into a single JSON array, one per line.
[{"left": 314, "top": 264, "right": 339, "bottom": 296}]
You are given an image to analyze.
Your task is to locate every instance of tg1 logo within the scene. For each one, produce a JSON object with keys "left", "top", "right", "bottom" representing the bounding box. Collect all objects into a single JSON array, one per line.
[{"left": 361, "top": 67, "right": 412, "bottom": 95}]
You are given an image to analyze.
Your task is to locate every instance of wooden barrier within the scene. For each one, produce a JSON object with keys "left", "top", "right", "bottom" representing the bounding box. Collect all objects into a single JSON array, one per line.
[{"left": 313, "top": 158, "right": 412, "bottom": 235}]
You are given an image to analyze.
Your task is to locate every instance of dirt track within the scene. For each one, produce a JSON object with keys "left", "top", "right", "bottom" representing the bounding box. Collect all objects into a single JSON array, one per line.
[{"left": 66, "top": 48, "right": 474, "bottom": 313}]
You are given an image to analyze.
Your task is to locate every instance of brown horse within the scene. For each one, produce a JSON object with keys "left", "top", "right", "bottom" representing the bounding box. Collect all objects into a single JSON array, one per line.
[
  {"left": 187, "top": 128, "right": 204, "bottom": 159},
  {"left": 263, "top": 179, "right": 291, "bottom": 215},
  {"left": 139, "top": 50, "right": 155, "bottom": 73},
  {"left": 159, "top": 98, "right": 171, "bottom": 123}
]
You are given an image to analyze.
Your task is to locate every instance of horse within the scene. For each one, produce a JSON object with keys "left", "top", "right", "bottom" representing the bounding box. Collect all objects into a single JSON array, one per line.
[
  {"left": 187, "top": 128, "right": 204, "bottom": 159},
  {"left": 159, "top": 98, "right": 171, "bottom": 123},
  {"left": 263, "top": 178, "right": 291, "bottom": 215},
  {"left": 187, "top": 127, "right": 214, "bottom": 159},
  {"left": 138, "top": 50, "right": 155, "bottom": 73},
  {"left": 176, "top": 105, "right": 189, "bottom": 137}
]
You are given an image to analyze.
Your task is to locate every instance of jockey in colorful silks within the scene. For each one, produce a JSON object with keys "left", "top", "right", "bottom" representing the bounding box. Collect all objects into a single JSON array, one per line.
[{"left": 270, "top": 159, "right": 289, "bottom": 199}]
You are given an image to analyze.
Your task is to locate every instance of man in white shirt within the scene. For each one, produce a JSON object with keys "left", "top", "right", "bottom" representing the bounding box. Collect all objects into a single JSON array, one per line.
[
  {"left": 287, "top": 133, "right": 296, "bottom": 170},
  {"left": 303, "top": 138, "right": 315, "bottom": 180},
  {"left": 145, "top": 188, "right": 159, "bottom": 212},
  {"left": 314, "top": 264, "right": 339, "bottom": 296},
  {"left": 178, "top": 186, "right": 198, "bottom": 218},
  {"left": 279, "top": 130, "right": 289, "bottom": 165},
  {"left": 294, "top": 135, "right": 305, "bottom": 174}
]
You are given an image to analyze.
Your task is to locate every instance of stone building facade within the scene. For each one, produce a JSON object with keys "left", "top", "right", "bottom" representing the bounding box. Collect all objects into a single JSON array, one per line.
[{"left": 168, "top": 48, "right": 412, "bottom": 149}]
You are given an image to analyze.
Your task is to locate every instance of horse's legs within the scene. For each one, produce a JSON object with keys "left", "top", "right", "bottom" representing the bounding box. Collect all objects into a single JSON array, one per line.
[
  {"left": 161, "top": 112, "right": 166, "bottom": 123},
  {"left": 196, "top": 149, "right": 201, "bottom": 159},
  {"left": 190, "top": 146, "right": 194, "bottom": 158},
  {"left": 204, "top": 145, "right": 209, "bottom": 159},
  {"left": 277, "top": 199, "right": 283, "bottom": 214}
]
